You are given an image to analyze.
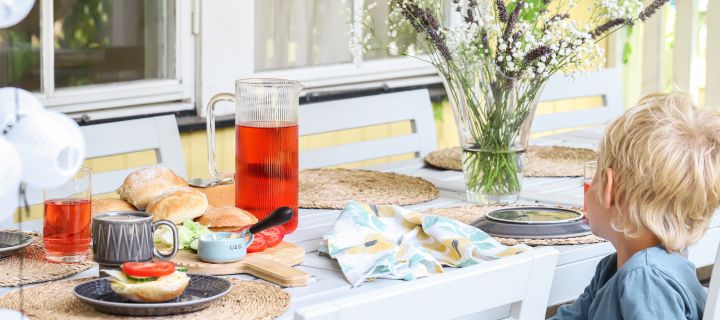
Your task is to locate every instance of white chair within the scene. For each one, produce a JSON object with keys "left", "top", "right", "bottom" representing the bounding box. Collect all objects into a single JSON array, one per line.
[
  {"left": 299, "top": 89, "right": 437, "bottom": 168},
  {"left": 703, "top": 243, "right": 720, "bottom": 320},
  {"left": 532, "top": 68, "right": 624, "bottom": 132},
  {"left": 23, "top": 114, "right": 186, "bottom": 205},
  {"left": 294, "top": 247, "right": 559, "bottom": 320}
]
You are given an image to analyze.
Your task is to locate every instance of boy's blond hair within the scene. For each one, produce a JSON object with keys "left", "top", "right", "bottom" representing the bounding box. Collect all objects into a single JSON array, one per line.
[{"left": 597, "top": 92, "right": 720, "bottom": 252}]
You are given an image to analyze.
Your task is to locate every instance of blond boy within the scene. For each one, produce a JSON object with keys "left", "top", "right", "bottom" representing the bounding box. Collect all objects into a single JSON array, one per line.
[{"left": 551, "top": 92, "right": 720, "bottom": 320}]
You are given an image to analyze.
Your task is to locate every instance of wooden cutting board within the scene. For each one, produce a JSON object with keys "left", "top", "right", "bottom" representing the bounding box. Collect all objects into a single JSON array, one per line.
[
  {"left": 192, "top": 184, "right": 234, "bottom": 207},
  {"left": 170, "top": 241, "right": 309, "bottom": 287}
]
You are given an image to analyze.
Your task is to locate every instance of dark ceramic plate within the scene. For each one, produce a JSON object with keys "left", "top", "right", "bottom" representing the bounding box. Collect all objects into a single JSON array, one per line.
[
  {"left": 0, "top": 231, "right": 33, "bottom": 259},
  {"left": 73, "top": 274, "right": 232, "bottom": 317}
]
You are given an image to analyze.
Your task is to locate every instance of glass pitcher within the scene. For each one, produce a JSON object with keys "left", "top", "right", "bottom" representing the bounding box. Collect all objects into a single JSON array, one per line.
[{"left": 206, "top": 79, "right": 303, "bottom": 233}]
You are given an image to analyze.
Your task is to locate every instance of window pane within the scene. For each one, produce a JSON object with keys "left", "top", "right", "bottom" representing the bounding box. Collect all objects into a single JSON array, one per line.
[
  {"left": 54, "top": 0, "right": 175, "bottom": 88},
  {"left": 254, "top": 0, "right": 420, "bottom": 71},
  {"left": 0, "top": 1, "right": 41, "bottom": 91},
  {"left": 254, "top": 0, "right": 353, "bottom": 71}
]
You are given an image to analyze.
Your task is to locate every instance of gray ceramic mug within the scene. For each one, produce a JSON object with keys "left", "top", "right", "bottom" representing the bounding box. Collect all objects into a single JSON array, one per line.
[{"left": 91, "top": 211, "right": 178, "bottom": 266}]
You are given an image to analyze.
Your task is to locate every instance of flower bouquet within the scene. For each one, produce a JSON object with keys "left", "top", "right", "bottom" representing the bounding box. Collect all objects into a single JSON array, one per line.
[{"left": 352, "top": 0, "right": 668, "bottom": 204}]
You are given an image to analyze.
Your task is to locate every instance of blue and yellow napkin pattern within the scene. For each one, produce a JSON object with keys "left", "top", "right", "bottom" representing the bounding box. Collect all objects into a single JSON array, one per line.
[{"left": 320, "top": 201, "right": 530, "bottom": 287}]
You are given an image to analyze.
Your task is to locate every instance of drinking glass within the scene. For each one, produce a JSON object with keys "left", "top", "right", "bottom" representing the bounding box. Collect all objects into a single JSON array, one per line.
[
  {"left": 43, "top": 167, "right": 92, "bottom": 263},
  {"left": 583, "top": 161, "right": 597, "bottom": 213}
]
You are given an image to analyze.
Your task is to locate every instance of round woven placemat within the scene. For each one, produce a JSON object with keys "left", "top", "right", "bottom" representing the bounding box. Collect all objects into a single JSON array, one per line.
[
  {"left": 0, "top": 278, "right": 290, "bottom": 320},
  {"left": 422, "top": 205, "right": 605, "bottom": 246},
  {"left": 424, "top": 147, "right": 463, "bottom": 171},
  {"left": 0, "top": 233, "right": 96, "bottom": 287},
  {"left": 424, "top": 146, "right": 597, "bottom": 177},
  {"left": 299, "top": 168, "right": 440, "bottom": 209}
]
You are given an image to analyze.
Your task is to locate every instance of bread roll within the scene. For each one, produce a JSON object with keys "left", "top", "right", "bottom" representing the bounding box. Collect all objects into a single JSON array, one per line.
[
  {"left": 107, "top": 270, "right": 189, "bottom": 303},
  {"left": 146, "top": 187, "right": 208, "bottom": 224},
  {"left": 116, "top": 167, "right": 188, "bottom": 209},
  {"left": 91, "top": 198, "right": 136, "bottom": 216},
  {"left": 198, "top": 206, "right": 257, "bottom": 232}
]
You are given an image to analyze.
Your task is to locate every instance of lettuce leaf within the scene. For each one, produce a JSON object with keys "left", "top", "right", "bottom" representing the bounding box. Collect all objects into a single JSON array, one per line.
[{"left": 153, "top": 219, "right": 211, "bottom": 251}]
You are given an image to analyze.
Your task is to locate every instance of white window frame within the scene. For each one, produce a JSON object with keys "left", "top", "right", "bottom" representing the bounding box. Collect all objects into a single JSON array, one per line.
[
  {"left": 197, "top": 0, "right": 440, "bottom": 117},
  {"left": 31, "top": 0, "right": 195, "bottom": 120}
]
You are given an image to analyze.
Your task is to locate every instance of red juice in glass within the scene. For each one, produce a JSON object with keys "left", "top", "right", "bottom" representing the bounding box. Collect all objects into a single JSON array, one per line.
[
  {"left": 583, "top": 161, "right": 596, "bottom": 216},
  {"left": 583, "top": 181, "right": 591, "bottom": 213},
  {"left": 43, "top": 199, "right": 92, "bottom": 258},
  {"left": 235, "top": 122, "right": 299, "bottom": 233}
]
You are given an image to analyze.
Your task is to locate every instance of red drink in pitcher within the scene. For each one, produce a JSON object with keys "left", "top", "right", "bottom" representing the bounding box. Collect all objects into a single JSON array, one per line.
[
  {"left": 235, "top": 122, "right": 299, "bottom": 233},
  {"left": 43, "top": 199, "right": 92, "bottom": 259}
]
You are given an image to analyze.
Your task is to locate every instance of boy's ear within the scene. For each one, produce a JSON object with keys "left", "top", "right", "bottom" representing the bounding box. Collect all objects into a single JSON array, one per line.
[{"left": 603, "top": 168, "right": 615, "bottom": 209}]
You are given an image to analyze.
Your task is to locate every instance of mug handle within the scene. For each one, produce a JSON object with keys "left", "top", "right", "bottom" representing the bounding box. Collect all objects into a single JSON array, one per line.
[
  {"left": 206, "top": 92, "right": 235, "bottom": 183},
  {"left": 153, "top": 220, "right": 179, "bottom": 260}
]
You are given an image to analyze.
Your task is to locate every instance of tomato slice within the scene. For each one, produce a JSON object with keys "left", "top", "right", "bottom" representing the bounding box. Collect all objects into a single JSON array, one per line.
[
  {"left": 262, "top": 226, "right": 285, "bottom": 248},
  {"left": 232, "top": 225, "right": 285, "bottom": 252},
  {"left": 246, "top": 235, "right": 267, "bottom": 253},
  {"left": 121, "top": 261, "right": 176, "bottom": 278}
]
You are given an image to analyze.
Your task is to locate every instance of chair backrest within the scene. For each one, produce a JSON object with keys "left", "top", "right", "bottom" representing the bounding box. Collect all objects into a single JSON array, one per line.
[
  {"left": 299, "top": 89, "right": 437, "bottom": 168},
  {"left": 294, "top": 247, "right": 558, "bottom": 320},
  {"left": 703, "top": 244, "right": 720, "bottom": 320},
  {"left": 25, "top": 115, "right": 186, "bottom": 205},
  {"left": 532, "top": 68, "right": 624, "bottom": 132}
]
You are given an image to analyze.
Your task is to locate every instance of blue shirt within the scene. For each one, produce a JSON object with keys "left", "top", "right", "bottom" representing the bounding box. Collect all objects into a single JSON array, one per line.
[{"left": 551, "top": 246, "right": 706, "bottom": 320}]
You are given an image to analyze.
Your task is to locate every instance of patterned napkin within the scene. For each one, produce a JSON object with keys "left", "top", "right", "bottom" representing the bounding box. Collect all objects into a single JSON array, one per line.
[{"left": 319, "top": 201, "right": 530, "bottom": 287}]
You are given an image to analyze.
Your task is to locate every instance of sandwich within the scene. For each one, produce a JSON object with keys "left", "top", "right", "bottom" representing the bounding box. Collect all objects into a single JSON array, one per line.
[{"left": 104, "top": 261, "right": 190, "bottom": 303}]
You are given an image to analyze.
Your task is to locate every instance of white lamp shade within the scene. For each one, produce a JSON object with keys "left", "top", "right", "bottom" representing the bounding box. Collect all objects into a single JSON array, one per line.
[
  {"left": 5, "top": 110, "right": 86, "bottom": 189},
  {"left": 0, "top": 309, "right": 29, "bottom": 320},
  {"left": 0, "top": 87, "right": 44, "bottom": 133},
  {"left": 0, "top": 137, "right": 21, "bottom": 221},
  {"left": 0, "top": 0, "right": 35, "bottom": 28}
]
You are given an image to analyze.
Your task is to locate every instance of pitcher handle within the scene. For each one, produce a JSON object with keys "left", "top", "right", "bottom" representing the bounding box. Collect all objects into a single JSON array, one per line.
[{"left": 205, "top": 92, "right": 235, "bottom": 182}]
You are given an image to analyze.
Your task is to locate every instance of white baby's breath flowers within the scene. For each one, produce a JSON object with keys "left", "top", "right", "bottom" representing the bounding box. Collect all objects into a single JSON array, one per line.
[
  {"left": 388, "top": 41, "right": 399, "bottom": 56},
  {"left": 598, "top": 0, "right": 643, "bottom": 20},
  {"left": 346, "top": 7, "right": 366, "bottom": 65},
  {"left": 349, "top": 0, "right": 661, "bottom": 81}
]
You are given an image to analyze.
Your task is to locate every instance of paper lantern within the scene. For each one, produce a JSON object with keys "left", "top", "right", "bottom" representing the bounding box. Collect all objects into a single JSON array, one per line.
[
  {"left": 5, "top": 110, "right": 86, "bottom": 189},
  {"left": 0, "top": 87, "right": 44, "bottom": 133},
  {"left": 0, "top": 137, "right": 21, "bottom": 222},
  {"left": 0, "top": 0, "right": 35, "bottom": 28}
]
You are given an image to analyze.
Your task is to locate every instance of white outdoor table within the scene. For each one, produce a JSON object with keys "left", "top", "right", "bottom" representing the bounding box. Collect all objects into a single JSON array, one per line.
[{"left": 2, "top": 128, "right": 719, "bottom": 319}]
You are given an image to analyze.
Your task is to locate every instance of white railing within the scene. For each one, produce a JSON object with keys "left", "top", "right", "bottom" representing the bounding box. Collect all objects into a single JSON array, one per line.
[
  {"left": 707, "top": 0, "right": 720, "bottom": 107},
  {"left": 636, "top": 0, "right": 719, "bottom": 107}
]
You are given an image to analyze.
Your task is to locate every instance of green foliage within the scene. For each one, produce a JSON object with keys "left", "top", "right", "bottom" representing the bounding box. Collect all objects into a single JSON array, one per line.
[
  {"left": 59, "top": 0, "right": 111, "bottom": 49},
  {"left": 432, "top": 101, "right": 444, "bottom": 123},
  {"left": 6, "top": 31, "right": 37, "bottom": 84},
  {"left": 517, "top": 0, "right": 549, "bottom": 23},
  {"left": 623, "top": 26, "right": 633, "bottom": 64}
]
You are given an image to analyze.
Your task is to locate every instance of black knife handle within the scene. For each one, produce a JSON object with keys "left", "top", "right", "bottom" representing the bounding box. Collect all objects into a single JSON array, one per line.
[{"left": 249, "top": 207, "right": 293, "bottom": 235}]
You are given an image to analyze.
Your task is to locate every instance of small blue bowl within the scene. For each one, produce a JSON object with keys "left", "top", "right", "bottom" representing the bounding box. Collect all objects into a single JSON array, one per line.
[{"left": 197, "top": 232, "right": 254, "bottom": 263}]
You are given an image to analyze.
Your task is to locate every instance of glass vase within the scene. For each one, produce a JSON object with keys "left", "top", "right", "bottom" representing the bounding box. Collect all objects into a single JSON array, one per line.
[{"left": 442, "top": 63, "right": 545, "bottom": 205}]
